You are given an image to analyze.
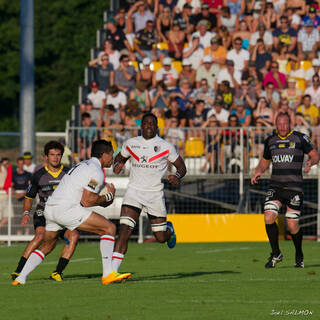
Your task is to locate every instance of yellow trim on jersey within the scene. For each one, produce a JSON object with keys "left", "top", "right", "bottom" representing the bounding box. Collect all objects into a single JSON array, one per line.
[
  {"left": 277, "top": 130, "right": 293, "bottom": 140},
  {"left": 45, "top": 165, "right": 64, "bottom": 178},
  {"left": 24, "top": 196, "right": 34, "bottom": 200},
  {"left": 263, "top": 158, "right": 271, "bottom": 161}
]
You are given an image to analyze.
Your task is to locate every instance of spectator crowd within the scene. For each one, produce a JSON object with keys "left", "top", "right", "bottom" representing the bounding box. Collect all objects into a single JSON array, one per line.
[{"left": 77, "top": 0, "right": 320, "bottom": 171}]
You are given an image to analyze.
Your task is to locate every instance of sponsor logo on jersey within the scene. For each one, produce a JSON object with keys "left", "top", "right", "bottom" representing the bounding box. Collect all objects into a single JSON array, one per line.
[
  {"left": 132, "top": 163, "right": 158, "bottom": 169},
  {"left": 131, "top": 145, "right": 140, "bottom": 149},
  {"left": 88, "top": 178, "right": 98, "bottom": 190},
  {"left": 41, "top": 185, "right": 54, "bottom": 192},
  {"left": 154, "top": 146, "right": 160, "bottom": 152},
  {"left": 140, "top": 155, "right": 148, "bottom": 163},
  {"left": 289, "top": 142, "right": 295, "bottom": 148},
  {"left": 278, "top": 144, "right": 285, "bottom": 148},
  {"left": 270, "top": 144, "right": 277, "bottom": 150},
  {"left": 272, "top": 155, "right": 294, "bottom": 163}
]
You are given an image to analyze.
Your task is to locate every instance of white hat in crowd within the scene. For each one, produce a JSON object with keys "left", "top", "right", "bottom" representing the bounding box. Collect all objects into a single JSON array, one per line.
[
  {"left": 203, "top": 55, "right": 212, "bottom": 63},
  {"left": 142, "top": 57, "right": 151, "bottom": 65},
  {"left": 163, "top": 57, "right": 172, "bottom": 66},
  {"left": 312, "top": 59, "right": 320, "bottom": 66},
  {"left": 182, "top": 58, "right": 191, "bottom": 66}
]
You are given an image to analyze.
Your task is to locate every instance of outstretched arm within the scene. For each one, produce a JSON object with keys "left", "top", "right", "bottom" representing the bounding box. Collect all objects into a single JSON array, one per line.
[{"left": 168, "top": 156, "right": 187, "bottom": 186}]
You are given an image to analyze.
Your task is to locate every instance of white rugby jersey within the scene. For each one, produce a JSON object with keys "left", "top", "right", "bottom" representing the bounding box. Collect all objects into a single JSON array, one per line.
[
  {"left": 121, "top": 135, "right": 179, "bottom": 192},
  {"left": 47, "top": 157, "right": 104, "bottom": 208}
]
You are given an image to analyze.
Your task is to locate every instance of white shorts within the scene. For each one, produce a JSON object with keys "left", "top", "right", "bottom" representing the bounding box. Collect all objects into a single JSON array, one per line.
[
  {"left": 122, "top": 188, "right": 167, "bottom": 218},
  {"left": 44, "top": 203, "right": 92, "bottom": 231}
]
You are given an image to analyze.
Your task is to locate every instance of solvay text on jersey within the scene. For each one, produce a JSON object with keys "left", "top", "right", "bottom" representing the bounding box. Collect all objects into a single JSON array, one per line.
[{"left": 272, "top": 155, "right": 294, "bottom": 163}]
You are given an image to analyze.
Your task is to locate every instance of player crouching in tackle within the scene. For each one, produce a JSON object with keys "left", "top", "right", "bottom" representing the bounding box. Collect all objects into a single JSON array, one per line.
[
  {"left": 12, "top": 140, "right": 131, "bottom": 285},
  {"left": 251, "top": 112, "right": 319, "bottom": 268},
  {"left": 11, "top": 141, "right": 79, "bottom": 282},
  {"left": 111, "top": 113, "right": 187, "bottom": 273}
]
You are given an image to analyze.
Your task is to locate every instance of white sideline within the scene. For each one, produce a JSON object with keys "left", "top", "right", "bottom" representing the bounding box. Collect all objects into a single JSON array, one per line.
[{"left": 196, "top": 247, "right": 251, "bottom": 253}]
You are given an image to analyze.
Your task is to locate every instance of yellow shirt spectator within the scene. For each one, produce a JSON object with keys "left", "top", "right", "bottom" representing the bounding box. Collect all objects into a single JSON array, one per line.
[
  {"left": 296, "top": 104, "right": 319, "bottom": 126},
  {"left": 204, "top": 38, "right": 227, "bottom": 67}
]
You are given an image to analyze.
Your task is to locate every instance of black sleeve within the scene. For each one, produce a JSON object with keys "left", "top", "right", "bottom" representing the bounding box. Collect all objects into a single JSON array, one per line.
[
  {"left": 299, "top": 132, "right": 314, "bottom": 154},
  {"left": 25, "top": 170, "right": 41, "bottom": 199},
  {"left": 262, "top": 136, "right": 272, "bottom": 160}
]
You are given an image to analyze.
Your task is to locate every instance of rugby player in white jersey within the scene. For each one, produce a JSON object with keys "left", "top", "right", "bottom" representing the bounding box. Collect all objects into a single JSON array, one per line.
[
  {"left": 13, "top": 140, "right": 131, "bottom": 285},
  {"left": 112, "top": 113, "right": 187, "bottom": 272}
]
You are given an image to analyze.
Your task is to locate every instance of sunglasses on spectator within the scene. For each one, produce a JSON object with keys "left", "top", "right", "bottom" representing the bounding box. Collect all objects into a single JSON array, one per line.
[
  {"left": 102, "top": 58, "right": 109, "bottom": 61},
  {"left": 235, "top": 42, "right": 242, "bottom": 45}
]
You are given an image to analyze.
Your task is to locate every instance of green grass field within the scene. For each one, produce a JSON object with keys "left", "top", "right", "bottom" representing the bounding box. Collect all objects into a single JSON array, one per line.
[{"left": 1, "top": 240, "right": 320, "bottom": 320}]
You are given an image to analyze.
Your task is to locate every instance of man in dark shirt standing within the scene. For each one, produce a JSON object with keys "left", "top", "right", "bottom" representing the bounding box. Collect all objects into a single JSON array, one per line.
[{"left": 251, "top": 113, "right": 319, "bottom": 268}]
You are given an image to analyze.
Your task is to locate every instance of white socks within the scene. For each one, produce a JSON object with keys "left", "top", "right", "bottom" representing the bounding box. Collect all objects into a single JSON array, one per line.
[
  {"left": 100, "top": 235, "right": 115, "bottom": 277},
  {"left": 16, "top": 250, "right": 45, "bottom": 284},
  {"left": 112, "top": 252, "right": 124, "bottom": 272}
]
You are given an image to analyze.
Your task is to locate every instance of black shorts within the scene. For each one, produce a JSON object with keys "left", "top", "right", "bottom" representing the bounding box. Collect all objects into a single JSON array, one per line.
[
  {"left": 265, "top": 187, "right": 303, "bottom": 212},
  {"left": 33, "top": 210, "right": 46, "bottom": 229}
]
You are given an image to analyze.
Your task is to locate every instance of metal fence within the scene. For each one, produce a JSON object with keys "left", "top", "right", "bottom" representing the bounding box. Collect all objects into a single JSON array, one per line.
[
  {"left": 65, "top": 125, "right": 320, "bottom": 238},
  {"left": 0, "top": 126, "right": 319, "bottom": 242}
]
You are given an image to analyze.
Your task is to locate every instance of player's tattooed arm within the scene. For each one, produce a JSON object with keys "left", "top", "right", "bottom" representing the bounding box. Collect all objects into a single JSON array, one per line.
[{"left": 113, "top": 153, "right": 129, "bottom": 174}]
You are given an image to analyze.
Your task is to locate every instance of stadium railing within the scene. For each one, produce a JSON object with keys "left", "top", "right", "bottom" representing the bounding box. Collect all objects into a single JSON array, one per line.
[{"left": 0, "top": 128, "right": 319, "bottom": 243}]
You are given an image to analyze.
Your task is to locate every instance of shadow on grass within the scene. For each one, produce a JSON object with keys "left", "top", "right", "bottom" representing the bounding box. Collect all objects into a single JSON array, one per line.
[
  {"left": 131, "top": 270, "right": 240, "bottom": 282},
  {"left": 50, "top": 270, "right": 240, "bottom": 282}
]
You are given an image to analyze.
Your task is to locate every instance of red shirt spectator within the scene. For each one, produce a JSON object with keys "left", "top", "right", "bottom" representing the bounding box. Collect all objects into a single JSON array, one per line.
[
  {"left": 263, "top": 62, "right": 286, "bottom": 91},
  {"left": 202, "top": 0, "right": 223, "bottom": 14}
]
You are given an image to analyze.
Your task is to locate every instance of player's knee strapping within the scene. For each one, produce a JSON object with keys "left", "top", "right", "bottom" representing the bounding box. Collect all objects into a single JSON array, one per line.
[
  {"left": 285, "top": 211, "right": 301, "bottom": 220},
  {"left": 120, "top": 216, "right": 136, "bottom": 229},
  {"left": 264, "top": 201, "right": 280, "bottom": 215},
  {"left": 151, "top": 222, "right": 167, "bottom": 232}
]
